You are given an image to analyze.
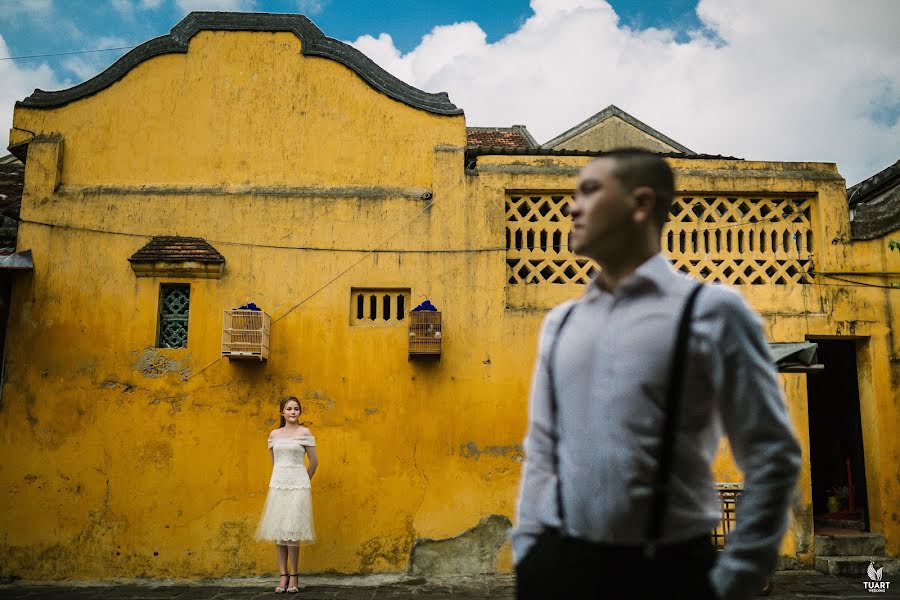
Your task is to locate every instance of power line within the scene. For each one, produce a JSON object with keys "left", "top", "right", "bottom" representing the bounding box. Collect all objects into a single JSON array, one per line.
[
  {"left": 815, "top": 273, "right": 900, "bottom": 290},
  {"left": 0, "top": 46, "right": 136, "bottom": 61},
  {"left": 186, "top": 198, "right": 440, "bottom": 381},
  {"left": 19, "top": 217, "right": 506, "bottom": 253},
  {"left": 269, "top": 198, "right": 438, "bottom": 326}
]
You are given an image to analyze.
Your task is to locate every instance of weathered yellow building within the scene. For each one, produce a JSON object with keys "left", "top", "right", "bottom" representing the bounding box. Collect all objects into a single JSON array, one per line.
[{"left": 2, "top": 12, "right": 898, "bottom": 580}]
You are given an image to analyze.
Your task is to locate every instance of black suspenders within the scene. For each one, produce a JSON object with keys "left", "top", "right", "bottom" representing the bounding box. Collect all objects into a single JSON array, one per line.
[{"left": 544, "top": 282, "right": 704, "bottom": 556}]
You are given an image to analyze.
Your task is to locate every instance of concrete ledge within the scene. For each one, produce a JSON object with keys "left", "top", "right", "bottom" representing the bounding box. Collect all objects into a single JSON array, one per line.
[
  {"left": 814, "top": 532, "right": 885, "bottom": 557},
  {"left": 814, "top": 555, "right": 900, "bottom": 577}
]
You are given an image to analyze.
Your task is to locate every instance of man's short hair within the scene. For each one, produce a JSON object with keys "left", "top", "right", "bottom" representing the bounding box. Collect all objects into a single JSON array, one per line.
[{"left": 604, "top": 148, "right": 675, "bottom": 229}]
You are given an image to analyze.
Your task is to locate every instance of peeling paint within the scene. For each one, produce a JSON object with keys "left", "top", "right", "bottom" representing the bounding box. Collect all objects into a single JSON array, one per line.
[
  {"left": 408, "top": 515, "right": 512, "bottom": 576},
  {"left": 101, "top": 378, "right": 137, "bottom": 393},
  {"left": 460, "top": 442, "right": 523, "bottom": 461},
  {"left": 133, "top": 348, "right": 190, "bottom": 380}
]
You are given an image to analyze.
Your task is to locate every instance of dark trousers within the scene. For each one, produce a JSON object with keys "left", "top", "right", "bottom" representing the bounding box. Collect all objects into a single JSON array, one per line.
[{"left": 516, "top": 530, "right": 718, "bottom": 600}]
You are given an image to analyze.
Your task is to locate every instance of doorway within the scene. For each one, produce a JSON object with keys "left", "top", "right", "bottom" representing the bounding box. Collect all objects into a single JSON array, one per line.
[{"left": 806, "top": 339, "right": 869, "bottom": 531}]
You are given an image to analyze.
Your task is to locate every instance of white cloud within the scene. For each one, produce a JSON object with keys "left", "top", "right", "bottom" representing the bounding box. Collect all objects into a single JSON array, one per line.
[
  {"left": 352, "top": 23, "right": 489, "bottom": 89},
  {"left": 175, "top": 0, "right": 255, "bottom": 12},
  {"left": 0, "top": 0, "right": 53, "bottom": 21},
  {"left": 350, "top": 0, "right": 900, "bottom": 185},
  {"left": 61, "top": 36, "right": 131, "bottom": 82},
  {"left": 111, "top": 0, "right": 164, "bottom": 18},
  {"left": 0, "top": 0, "right": 73, "bottom": 36},
  {"left": 110, "top": 0, "right": 134, "bottom": 18},
  {"left": 0, "top": 0, "right": 82, "bottom": 39},
  {"left": 3, "top": 0, "right": 897, "bottom": 185},
  {"left": 296, "top": 0, "right": 327, "bottom": 16},
  {"left": 0, "top": 34, "right": 66, "bottom": 148},
  {"left": 60, "top": 56, "right": 99, "bottom": 82},
  {"left": 97, "top": 36, "right": 130, "bottom": 49}
]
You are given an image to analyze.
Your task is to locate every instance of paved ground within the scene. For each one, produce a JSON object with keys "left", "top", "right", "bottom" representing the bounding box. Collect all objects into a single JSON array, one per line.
[{"left": 0, "top": 571, "right": 896, "bottom": 599}]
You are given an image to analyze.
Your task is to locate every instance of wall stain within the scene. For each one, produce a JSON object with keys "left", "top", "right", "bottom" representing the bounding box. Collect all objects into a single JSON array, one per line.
[
  {"left": 460, "top": 442, "right": 523, "bottom": 461},
  {"left": 791, "top": 501, "right": 814, "bottom": 556},
  {"left": 302, "top": 390, "right": 336, "bottom": 411},
  {"left": 149, "top": 393, "right": 188, "bottom": 416},
  {"left": 214, "top": 520, "right": 257, "bottom": 576},
  {"left": 24, "top": 392, "right": 38, "bottom": 427},
  {"left": 139, "top": 440, "right": 174, "bottom": 470},
  {"left": 356, "top": 517, "right": 416, "bottom": 572}
]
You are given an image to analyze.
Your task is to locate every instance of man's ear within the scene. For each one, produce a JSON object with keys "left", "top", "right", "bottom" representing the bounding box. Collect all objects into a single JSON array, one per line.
[{"left": 631, "top": 186, "right": 656, "bottom": 225}]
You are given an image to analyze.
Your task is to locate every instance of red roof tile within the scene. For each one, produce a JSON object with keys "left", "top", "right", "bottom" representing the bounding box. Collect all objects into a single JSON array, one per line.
[
  {"left": 129, "top": 237, "right": 225, "bottom": 263},
  {"left": 466, "top": 126, "right": 537, "bottom": 149}
]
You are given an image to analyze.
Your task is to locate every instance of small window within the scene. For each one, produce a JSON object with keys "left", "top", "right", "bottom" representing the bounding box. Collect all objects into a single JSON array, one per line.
[
  {"left": 157, "top": 284, "right": 190, "bottom": 348},
  {"left": 350, "top": 288, "right": 410, "bottom": 326}
]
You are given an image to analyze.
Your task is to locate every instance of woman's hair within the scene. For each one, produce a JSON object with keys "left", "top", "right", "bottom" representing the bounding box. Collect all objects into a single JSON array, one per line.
[{"left": 278, "top": 396, "right": 302, "bottom": 428}]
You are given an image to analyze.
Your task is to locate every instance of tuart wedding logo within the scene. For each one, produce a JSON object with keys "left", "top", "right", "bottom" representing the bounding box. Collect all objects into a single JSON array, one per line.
[{"left": 864, "top": 559, "right": 891, "bottom": 593}]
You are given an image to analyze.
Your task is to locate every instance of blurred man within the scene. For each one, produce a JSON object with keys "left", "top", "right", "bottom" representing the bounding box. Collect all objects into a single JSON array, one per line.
[{"left": 513, "top": 149, "right": 800, "bottom": 600}]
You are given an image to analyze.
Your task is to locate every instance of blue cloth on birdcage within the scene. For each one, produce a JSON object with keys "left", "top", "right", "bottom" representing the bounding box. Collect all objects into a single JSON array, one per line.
[
  {"left": 412, "top": 300, "right": 438, "bottom": 312},
  {"left": 236, "top": 302, "right": 261, "bottom": 311}
]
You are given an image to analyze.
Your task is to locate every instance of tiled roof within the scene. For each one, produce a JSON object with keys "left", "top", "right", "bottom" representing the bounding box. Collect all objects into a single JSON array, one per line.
[
  {"left": 0, "top": 155, "right": 24, "bottom": 254},
  {"left": 465, "top": 147, "right": 736, "bottom": 160},
  {"left": 18, "top": 12, "right": 462, "bottom": 116},
  {"left": 466, "top": 126, "right": 538, "bottom": 149},
  {"left": 847, "top": 158, "right": 900, "bottom": 240},
  {"left": 129, "top": 237, "right": 225, "bottom": 263}
]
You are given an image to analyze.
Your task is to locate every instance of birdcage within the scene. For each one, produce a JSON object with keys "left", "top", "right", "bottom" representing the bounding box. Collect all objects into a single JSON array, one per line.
[
  {"left": 222, "top": 309, "right": 271, "bottom": 361},
  {"left": 408, "top": 310, "right": 442, "bottom": 359}
]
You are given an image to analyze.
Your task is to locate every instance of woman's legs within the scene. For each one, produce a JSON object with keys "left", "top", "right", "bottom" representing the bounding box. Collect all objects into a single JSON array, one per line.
[
  {"left": 276, "top": 544, "right": 289, "bottom": 591},
  {"left": 287, "top": 544, "right": 300, "bottom": 592}
]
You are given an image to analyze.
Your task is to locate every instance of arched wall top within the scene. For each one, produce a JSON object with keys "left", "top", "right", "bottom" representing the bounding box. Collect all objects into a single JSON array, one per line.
[{"left": 16, "top": 11, "right": 463, "bottom": 116}]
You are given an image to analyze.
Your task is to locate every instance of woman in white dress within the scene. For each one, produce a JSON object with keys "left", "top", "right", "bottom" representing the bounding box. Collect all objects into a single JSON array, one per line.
[{"left": 255, "top": 396, "right": 318, "bottom": 594}]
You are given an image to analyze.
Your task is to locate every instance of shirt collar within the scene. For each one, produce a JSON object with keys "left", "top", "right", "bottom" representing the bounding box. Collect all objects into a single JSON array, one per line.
[{"left": 585, "top": 253, "right": 673, "bottom": 300}]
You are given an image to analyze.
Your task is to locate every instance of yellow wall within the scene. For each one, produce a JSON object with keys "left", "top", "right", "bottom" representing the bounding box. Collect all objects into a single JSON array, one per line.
[{"left": 2, "top": 25, "right": 898, "bottom": 580}]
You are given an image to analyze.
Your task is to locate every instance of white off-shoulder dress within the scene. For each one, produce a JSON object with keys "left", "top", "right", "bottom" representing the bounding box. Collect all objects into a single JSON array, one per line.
[{"left": 255, "top": 433, "right": 316, "bottom": 546}]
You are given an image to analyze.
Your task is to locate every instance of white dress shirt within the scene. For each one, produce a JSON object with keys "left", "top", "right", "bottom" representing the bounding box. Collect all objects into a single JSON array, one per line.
[{"left": 512, "top": 253, "right": 801, "bottom": 600}]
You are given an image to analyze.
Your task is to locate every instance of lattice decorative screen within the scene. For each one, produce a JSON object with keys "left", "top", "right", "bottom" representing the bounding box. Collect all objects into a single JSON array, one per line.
[
  {"left": 157, "top": 284, "right": 190, "bottom": 348},
  {"left": 506, "top": 193, "right": 813, "bottom": 285},
  {"left": 506, "top": 194, "right": 598, "bottom": 285}
]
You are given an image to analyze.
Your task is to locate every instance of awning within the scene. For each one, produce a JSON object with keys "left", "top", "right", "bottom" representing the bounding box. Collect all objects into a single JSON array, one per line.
[
  {"left": 769, "top": 341, "right": 823, "bottom": 373},
  {"left": 0, "top": 250, "right": 33, "bottom": 270}
]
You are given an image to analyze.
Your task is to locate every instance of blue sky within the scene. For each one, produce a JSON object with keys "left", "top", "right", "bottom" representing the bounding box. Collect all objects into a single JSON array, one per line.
[
  {"left": 1, "top": 0, "right": 898, "bottom": 184},
  {"left": 1, "top": 1, "right": 704, "bottom": 69}
]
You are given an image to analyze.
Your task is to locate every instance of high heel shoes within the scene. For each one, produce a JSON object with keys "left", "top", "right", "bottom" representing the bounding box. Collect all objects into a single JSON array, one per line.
[{"left": 275, "top": 573, "right": 289, "bottom": 593}]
